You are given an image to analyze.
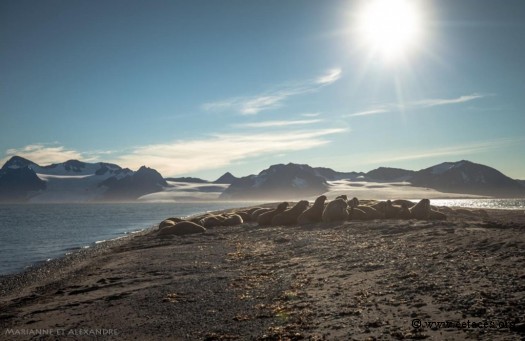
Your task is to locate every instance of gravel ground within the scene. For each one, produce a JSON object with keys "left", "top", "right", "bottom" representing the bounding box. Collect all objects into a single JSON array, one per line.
[{"left": 1, "top": 207, "right": 524, "bottom": 340}]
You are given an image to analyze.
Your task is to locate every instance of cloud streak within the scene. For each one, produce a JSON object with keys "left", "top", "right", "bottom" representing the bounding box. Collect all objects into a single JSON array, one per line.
[
  {"left": 316, "top": 68, "right": 342, "bottom": 85},
  {"left": 2, "top": 144, "right": 90, "bottom": 166},
  {"left": 2, "top": 127, "right": 346, "bottom": 177},
  {"left": 203, "top": 68, "right": 342, "bottom": 115},
  {"left": 346, "top": 93, "right": 487, "bottom": 117},
  {"left": 114, "top": 128, "right": 346, "bottom": 176},
  {"left": 233, "top": 119, "right": 322, "bottom": 128},
  {"left": 362, "top": 137, "right": 523, "bottom": 164},
  {"left": 411, "top": 94, "right": 486, "bottom": 108}
]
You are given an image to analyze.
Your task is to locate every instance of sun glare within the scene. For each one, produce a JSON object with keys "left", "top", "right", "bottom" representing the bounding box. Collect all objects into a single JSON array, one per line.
[{"left": 357, "top": 0, "right": 422, "bottom": 61}]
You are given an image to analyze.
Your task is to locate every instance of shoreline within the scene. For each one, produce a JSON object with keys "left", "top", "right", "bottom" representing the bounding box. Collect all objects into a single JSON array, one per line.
[
  {"left": 1, "top": 205, "right": 524, "bottom": 339},
  {"left": 4, "top": 197, "right": 523, "bottom": 279}
]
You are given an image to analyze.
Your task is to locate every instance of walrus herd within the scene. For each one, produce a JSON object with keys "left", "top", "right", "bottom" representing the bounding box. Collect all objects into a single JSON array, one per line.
[{"left": 156, "top": 196, "right": 449, "bottom": 235}]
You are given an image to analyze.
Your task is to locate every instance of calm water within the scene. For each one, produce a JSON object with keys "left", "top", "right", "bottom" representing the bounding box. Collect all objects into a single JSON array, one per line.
[
  {"left": 430, "top": 198, "right": 525, "bottom": 210},
  {"left": 0, "top": 202, "right": 259, "bottom": 276},
  {"left": 0, "top": 199, "right": 523, "bottom": 276}
]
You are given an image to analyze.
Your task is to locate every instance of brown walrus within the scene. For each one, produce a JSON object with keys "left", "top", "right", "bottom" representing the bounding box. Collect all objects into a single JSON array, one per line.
[
  {"left": 251, "top": 208, "right": 273, "bottom": 220},
  {"left": 258, "top": 202, "right": 289, "bottom": 226},
  {"left": 410, "top": 199, "right": 447, "bottom": 220},
  {"left": 322, "top": 198, "right": 349, "bottom": 223},
  {"left": 384, "top": 200, "right": 403, "bottom": 219},
  {"left": 199, "top": 215, "right": 224, "bottom": 228},
  {"left": 356, "top": 205, "right": 383, "bottom": 219},
  {"left": 409, "top": 199, "right": 431, "bottom": 219},
  {"left": 348, "top": 207, "right": 367, "bottom": 220},
  {"left": 272, "top": 200, "right": 310, "bottom": 226},
  {"left": 297, "top": 195, "right": 327, "bottom": 225},
  {"left": 348, "top": 197, "right": 360, "bottom": 209},
  {"left": 157, "top": 221, "right": 206, "bottom": 236},
  {"left": 234, "top": 211, "right": 253, "bottom": 222},
  {"left": 222, "top": 214, "right": 244, "bottom": 226},
  {"left": 159, "top": 217, "right": 185, "bottom": 229}
]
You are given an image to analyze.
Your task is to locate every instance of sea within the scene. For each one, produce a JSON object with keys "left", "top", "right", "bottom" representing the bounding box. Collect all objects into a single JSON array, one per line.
[
  {"left": 0, "top": 202, "right": 261, "bottom": 276},
  {"left": 0, "top": 199, "right": 523, "bottom": 276}
]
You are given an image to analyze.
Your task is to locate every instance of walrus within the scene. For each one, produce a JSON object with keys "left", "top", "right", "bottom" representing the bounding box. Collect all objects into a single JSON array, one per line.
[
  {"left": 348, "top": 207, "right": 368, "bottom": 220},
  {"left": 246, "top": 207, "right": 263, "bottom": 215},
  {"left": 398, "top": 203, "right": 412, "bottom": 220},
  {"left": 384, "top": 200, "right": 403, "bottom": 219},
  {"left": 297, "top": 195, "right": 327, "bottom": 225},
  {"left": 258, "top": 202, "right": 289, "bottom": 226},
  {"left": 410, "top": 199, "right": 431, "bottom": 219},
  {"left": 157, "top": 221, "right": 206, "bottom": 236},
  {"left": 336, "top": 194, "right": 348, "bottom": 201},
  {"left": 222, "top": 214, "right": 243, "bottom": 226},
  {"left": 272, "top": 200, "right": 310, "bottom": 226},
  {"left": 322, "top": 198, "right": 349, "bottom": 223},
  {"left": 348, "top": 197, "right": 360, "bottom": 209},
  {"left": 392, "top": 199, "right": 416, "bottom": 208},
  {"left": 252, "top": 208, "right": 273, "bottom": 220},
  {"left": 371, "top": 201, "right": 386, "bottom": 211},
  {"left": 190, "top": 213, "right": 215, "bottom": 224},
  {"left": 200, "top": 215, "right": 224, "bottom": 228},
  {"left": 234, "top": 211, "right": 253, "bottom": 222},
  {"left": 356, "top": 205, "right": 383, "bottom": 219},
  {"left": 159, "top": 219, "right": 177, "bottom": 229},
  {"left": 429, "top": 209, "right": 447, "bottom": 220}
]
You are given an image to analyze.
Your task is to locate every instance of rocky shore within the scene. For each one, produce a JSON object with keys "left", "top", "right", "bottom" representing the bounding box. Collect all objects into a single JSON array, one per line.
[{"left": 1, "top": 203, "right": 524, "bottom": 340}]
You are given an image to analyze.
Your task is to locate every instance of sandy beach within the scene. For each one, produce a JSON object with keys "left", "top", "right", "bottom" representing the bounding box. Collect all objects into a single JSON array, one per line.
[{"left": 1, "top": 205, "right": 524, "bottom": 340}]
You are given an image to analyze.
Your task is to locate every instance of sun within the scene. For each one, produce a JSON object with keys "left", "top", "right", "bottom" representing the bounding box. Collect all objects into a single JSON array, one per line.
[{"left": 357, "top": 0, "right": 422, "bottom": 61}]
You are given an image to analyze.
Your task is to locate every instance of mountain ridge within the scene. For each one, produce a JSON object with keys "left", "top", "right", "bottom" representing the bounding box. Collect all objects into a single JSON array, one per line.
[{"left": 1, "top": 156, "right": 523, "bottom": 202}]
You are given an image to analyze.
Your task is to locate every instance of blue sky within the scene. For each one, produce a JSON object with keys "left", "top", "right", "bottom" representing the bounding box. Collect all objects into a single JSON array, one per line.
[{"left": 1, "top": 0, "right": 524, "bottom": 180}]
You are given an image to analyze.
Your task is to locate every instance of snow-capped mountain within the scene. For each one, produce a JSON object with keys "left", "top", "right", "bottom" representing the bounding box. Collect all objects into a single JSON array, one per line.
[
  {"left": 0, "top": 157, "right": 163, "bottom": 202},
  {"left": 1, "top": 157, "right": 523, "bottom": 202},
  {"left": 220, "top": 163, "right": 328, "bottom": 200},
  {"left": 220, "top": 161, "right": 525, "bottom": 200},
  {"left": 410, "top": 160, "right": 524, "bottom": 196}
]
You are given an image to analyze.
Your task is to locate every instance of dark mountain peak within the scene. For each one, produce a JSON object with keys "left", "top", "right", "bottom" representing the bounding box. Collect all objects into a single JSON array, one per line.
[
  {"left": 166, "top": 177, "right": 209, "bottom": 183},
  {"left": 366, "top": 167, "right": 415, "bottom": 182},
  {"left": 135, "top": 166, "right": 168, "bottom": 186},
  {"left": 412, "top": 160, "right": 524, "bottom": 196},
  {"left": 99, "top": 165, "right": 167, "bottom": 201},
  {"left": 221, "top": 162, "right": 327, "bottom": 200},
  {"left": 213, "top": 172, "right": 238, "bottom": 184},
  {"left": 95, "top": 162, "right": 126, "bottom": 176},
  {"left": 0, "top": 166, "right": 46, "bottom": 202},
  {"left": 2, "top": 156, "right": 38, "bottom": 170},
  {"left": 62, "top": 160, "right": 87, "bottom": 172},
  {"left": 313, "top": 167, "right": 364, "bottom": 181},
  {"left": 259, "top": 163, "right": 314, "bottom": 177},
  {"left": 40, "top": 159, "right": 87, "bottom": 171}
]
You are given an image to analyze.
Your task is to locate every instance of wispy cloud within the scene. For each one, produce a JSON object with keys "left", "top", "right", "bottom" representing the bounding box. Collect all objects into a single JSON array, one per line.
[
  {"left": 345, "top": 93, "right": 487, "bottom": 117},
  {"left": 233, "top": 119, "right": 322, "bottom": 128},
  {"left": 2, "top": 128, "right": 346, "bottom": 176},
  {"left": 115, "top": 128, "right": 346, "bottom": 176},
  {"left": 316, "top": 68, "right": 342, "bottom": 85},
  {"left": 411, "top": 94, "right": 486, "bottom": 108},
  {"left": 361, "top": 137, "right": 523, "bottom": 164},
  {"left": 345, "top": 108, "right": 389, "bottom": 117},
  {"left": 2, "top": 144, "right": 90, "bottom": 166},
  {"left": 301, "top": 112, "right": 322, "bottom": 117},
  {"left": 202, "top": 68, "right": 342, "bottom": 115}
]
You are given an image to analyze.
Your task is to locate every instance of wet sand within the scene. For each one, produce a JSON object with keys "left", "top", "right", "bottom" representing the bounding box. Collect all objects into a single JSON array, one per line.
[{"left": 1, "top": 207, "right": 524, "bottom": 340}]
